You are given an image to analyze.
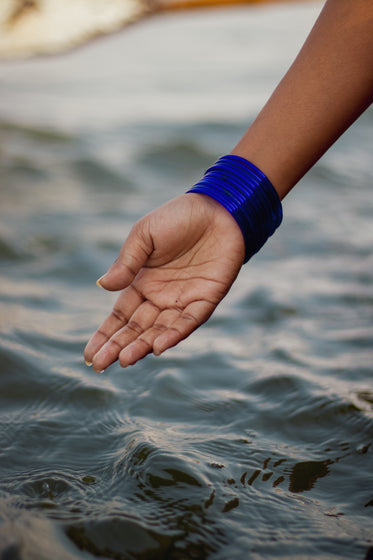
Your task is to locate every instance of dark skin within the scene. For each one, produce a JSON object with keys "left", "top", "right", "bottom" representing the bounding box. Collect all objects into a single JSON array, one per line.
[
  {"left": 85, "top": 194, "right": 245, "bottom": 371},
  {"left": 84, "top": 0, "right": 373, "bottom": 372}
]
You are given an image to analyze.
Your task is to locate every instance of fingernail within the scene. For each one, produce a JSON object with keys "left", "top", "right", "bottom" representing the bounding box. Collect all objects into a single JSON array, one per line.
[
  {"left": 85, "top": 360, "right": 92, "bottom": 367},
  {"left": 96, "top": 277, "right": 104, "bottom": 288},
  {"left": 153, "top": 344, "right": 165, "bottom": 357}
]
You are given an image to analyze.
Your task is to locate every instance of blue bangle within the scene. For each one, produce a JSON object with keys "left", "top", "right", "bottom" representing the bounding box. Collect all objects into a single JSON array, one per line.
[{"left": 186, "top": 154, "right": 283, "bottom": 263}]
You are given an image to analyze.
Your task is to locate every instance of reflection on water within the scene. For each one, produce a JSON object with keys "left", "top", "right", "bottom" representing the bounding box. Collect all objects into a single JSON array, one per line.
[
  {"left": 288, "top": 459, "right": 331, "bottom": 493},
  {"left": 0, "top": 3, "right": 373, "bottom": 559}
]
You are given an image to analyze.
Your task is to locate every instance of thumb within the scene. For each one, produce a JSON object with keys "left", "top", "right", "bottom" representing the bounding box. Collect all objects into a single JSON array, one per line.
[{"left": 96, "top": 222, "right": 153, "bottom": 291}]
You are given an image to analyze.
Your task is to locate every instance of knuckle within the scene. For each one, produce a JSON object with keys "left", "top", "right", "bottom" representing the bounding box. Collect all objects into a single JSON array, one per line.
[
  {"left": 168, "top": 326, "right": 183, "bottom": 338},
  {"left": 107, "top": 338, "right": 122, "bottom": 352},
  {"left": 96, "top": 328, "right": 110, "bottom": 342},
  {"left": 153, "top": 322, "right": 168, "bottom": 333},
  {"left": 137, "top": 337, "right": 152, "bottom": 349},
  {"left": 182, "top": 312, "right": 199, "bottom": 325},
  {"left": 126, "top": 320, "right": 143, "bottom": 336},
  {"left": 112, "top": 307, "right": 128, "bottom": 324}
]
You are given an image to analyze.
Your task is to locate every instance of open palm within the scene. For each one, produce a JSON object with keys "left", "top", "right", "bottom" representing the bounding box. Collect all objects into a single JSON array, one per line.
[{"left": 84, "top": 193, "right": 245, "bottom": 371}]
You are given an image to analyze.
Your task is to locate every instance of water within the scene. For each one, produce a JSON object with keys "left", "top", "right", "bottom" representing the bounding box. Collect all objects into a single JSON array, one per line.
[{"left": 0, "top": 2, "right": 373, "bottom": 558}]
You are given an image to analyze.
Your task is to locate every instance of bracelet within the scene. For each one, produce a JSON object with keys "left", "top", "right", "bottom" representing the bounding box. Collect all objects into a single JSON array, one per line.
[{"left": 186, "top": 154, "right": 283, "bottom": 263}]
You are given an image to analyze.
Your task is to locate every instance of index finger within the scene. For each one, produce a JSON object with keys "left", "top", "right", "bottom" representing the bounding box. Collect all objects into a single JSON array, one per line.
[{"left": 84, "top": 285, "right": 143, "bottom": 365}]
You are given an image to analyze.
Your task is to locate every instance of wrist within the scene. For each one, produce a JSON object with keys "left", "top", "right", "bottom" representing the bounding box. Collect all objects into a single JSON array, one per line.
[{"left": 187, "top": 154, "right": 283, "bottom": 263}]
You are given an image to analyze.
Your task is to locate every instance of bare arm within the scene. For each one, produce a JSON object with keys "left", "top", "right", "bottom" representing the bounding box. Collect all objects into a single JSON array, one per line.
[
  {"left": 232, "top": 0, "right": 373, "bottom": 199},
  {"left": 84, "top": 0, "right": 373, "bottom": 372}
]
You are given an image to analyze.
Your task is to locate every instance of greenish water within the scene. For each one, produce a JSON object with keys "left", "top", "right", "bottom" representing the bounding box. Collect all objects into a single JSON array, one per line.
[{"left": 0, "top": 3, "right": 372, "bottom": 559}]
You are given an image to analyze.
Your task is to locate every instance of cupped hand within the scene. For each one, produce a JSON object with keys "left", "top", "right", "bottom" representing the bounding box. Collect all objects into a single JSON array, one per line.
[{"left": 84, "top": 193, "right": 245, "bottom": 372}]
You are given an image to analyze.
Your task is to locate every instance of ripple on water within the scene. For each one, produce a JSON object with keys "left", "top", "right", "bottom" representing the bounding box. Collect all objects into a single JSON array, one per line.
[
  {"left": 0, "top": 30, "right": 372, "bottom": 558},
  {"left": 4, "top": 469, "right": 98, "bottom": 514},
  {"left": 71, "top": 157, "right": 134, "bottom": 192}
]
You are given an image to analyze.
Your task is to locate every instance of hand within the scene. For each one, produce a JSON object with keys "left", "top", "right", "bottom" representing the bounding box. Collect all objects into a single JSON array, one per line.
[{"left": 84, "top": 193, "right": 245, "bottom": 372}]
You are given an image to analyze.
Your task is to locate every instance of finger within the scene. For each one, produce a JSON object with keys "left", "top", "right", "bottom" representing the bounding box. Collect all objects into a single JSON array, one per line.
[
  {"left": 153, "top": 300, "right": 216, "bottom": 356},
  {"left": 118, "top": 300, "right": 215, "bottom": 367},
  {"left": 118, "top": 308, "right": 181, "bottom": 367},
  {"left": 84, "top": 285, "right": 143, "bottom": 366},
  {"left": 97, "top": 221, "right": 153, "bottom": 292},
  {"left": 91, "top": 301, "right": 160, "bottom": 373}
]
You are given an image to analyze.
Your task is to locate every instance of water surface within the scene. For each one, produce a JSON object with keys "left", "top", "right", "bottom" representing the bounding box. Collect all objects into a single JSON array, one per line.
[{"left": 0, "top": 3, "right": 372, "bottom": 559}]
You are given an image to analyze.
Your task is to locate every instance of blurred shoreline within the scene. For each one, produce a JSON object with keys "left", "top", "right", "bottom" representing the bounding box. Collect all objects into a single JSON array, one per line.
[
  {"left": 0, "top": 0, "right": 313, "bottom": 59},
  {"left": 0, "top": 2, "right": 323, "bottom": 131}
]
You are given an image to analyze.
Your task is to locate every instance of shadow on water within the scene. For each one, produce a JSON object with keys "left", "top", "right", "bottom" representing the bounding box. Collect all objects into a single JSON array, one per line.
[
  {"left": 65, "top": 512, "right": 220, "bottom": 560},
  {"left": 288, "top": 459, "right": 331, "bottom": 493}
]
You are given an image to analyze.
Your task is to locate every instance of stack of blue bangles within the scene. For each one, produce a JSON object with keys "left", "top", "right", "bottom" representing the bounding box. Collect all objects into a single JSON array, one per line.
[{"left": 187, "top": 154, "right": 283, "bottom": 263}]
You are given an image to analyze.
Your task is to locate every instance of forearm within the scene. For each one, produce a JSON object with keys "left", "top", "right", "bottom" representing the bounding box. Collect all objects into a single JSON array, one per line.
[{"left": 231, "top": 0, "right": 373, "bottom": 200}]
